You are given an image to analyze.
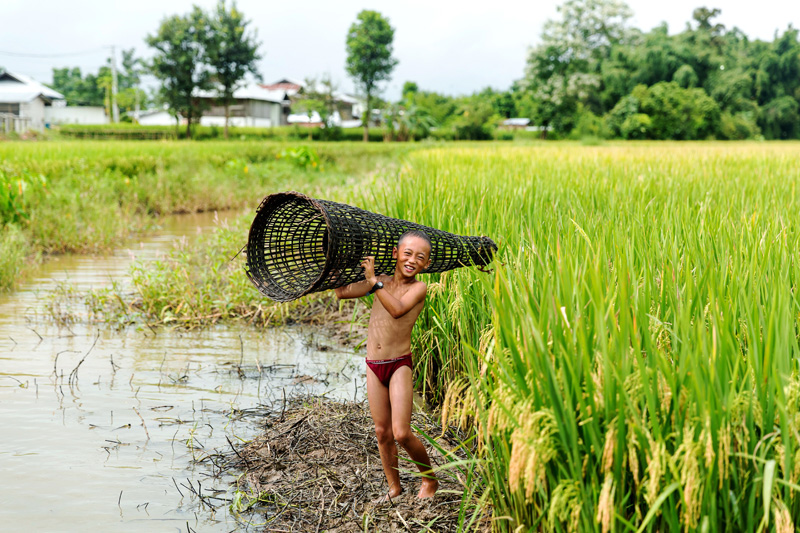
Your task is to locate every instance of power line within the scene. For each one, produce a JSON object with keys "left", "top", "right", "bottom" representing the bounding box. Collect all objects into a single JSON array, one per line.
[{"left": 0, "top": 47, "right": 106, "bottom": 58}]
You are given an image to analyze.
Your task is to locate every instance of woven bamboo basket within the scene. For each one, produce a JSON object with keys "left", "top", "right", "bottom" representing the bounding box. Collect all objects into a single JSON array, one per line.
[{"left": 245, "top": 191, "right": 498, "bottom": 302}]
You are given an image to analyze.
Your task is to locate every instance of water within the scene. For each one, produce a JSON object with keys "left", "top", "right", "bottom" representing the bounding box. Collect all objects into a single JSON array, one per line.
[{"left": 0, "top": 211, "right": 365, "bottom": 531}]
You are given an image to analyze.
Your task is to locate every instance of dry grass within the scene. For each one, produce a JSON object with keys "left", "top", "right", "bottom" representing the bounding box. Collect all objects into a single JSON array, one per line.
[{"left": 219, "top": 396, "right": 490, "bottom": 532}]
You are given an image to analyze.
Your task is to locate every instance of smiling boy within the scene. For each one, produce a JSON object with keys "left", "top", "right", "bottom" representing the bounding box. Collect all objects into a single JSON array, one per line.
[{"left": 334, "top": 230, "right": 439, "bottom": 500}]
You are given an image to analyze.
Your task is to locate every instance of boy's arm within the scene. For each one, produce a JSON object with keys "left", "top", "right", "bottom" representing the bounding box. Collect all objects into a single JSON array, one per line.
[
  {"left": 373, "top": 281, "right": 427, "bottom": 319},
  {"left": 361, "top": 256, "right": 427, "bottom": 319},
  {"left": 334, "top": 279, "right": 374, "bottom": 299}
]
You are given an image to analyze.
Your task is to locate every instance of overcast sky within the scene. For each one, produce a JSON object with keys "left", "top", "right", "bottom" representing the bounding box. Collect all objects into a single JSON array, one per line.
[{"left": 1, "top": 0, "right": 797, "bottom": 100}]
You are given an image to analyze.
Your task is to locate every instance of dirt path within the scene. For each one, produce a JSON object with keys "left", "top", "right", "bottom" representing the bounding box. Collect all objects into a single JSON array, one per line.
[{"left": 213, "top": 396, "right": 491, "bottom": 531}]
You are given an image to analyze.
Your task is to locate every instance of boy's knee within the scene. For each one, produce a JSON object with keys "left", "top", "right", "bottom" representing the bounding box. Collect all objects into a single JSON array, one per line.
[
  {"left": 374, "top": 424, "right": 394, "bottom": 444},
  {"left": 393, "top": 426, "right": 414, "bottom": 447}
]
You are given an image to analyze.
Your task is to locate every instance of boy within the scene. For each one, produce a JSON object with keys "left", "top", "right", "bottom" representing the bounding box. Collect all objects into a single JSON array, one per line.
[{"left": 334, "top": 230, "right": 439, "bottom": 500}]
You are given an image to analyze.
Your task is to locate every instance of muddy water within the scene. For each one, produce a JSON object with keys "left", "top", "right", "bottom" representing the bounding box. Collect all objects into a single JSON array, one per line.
[{"left": 0, "top": 211, "right": 365, "bottom": 531}]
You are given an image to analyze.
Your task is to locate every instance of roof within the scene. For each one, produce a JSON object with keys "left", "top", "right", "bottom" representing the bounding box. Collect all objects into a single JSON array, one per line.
[
  {"left": 0, "top": 71, "right": 64, "bottom": 103},
  {"left": 263, "top": 78, "right": 304, "bottom": 92},
  {"left": 195, "top": 83, "right": 290, "bottom": 104},
  {"left": 503, "top": 118, "right": 531, "bottom": 126}
]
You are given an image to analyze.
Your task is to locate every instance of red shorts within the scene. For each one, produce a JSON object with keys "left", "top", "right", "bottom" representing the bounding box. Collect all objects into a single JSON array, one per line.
[{"left": 366, "top": 353, "right": 412, "bottom": 388}]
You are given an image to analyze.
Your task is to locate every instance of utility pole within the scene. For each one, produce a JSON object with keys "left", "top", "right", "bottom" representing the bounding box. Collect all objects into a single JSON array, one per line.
[{"left": 110, "top": 45, "right": 119, "bottom": 123}]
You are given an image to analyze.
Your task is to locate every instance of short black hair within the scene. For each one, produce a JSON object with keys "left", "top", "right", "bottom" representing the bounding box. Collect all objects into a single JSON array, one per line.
[{"left": 397, "top": 230, "right": 432, "bottom": 253}]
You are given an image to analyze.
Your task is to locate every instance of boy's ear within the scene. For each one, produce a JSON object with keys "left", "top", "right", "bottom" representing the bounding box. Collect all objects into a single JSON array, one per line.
[{"left": 392, "top": 246, "right": 398, "bottom": 259}]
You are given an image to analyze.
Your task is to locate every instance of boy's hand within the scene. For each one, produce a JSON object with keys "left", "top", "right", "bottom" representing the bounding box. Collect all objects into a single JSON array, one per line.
[{"left": 360, "top": 256, "right": 377, "bottom": 285}]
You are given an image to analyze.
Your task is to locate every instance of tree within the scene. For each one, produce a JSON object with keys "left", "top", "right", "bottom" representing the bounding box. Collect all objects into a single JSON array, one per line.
[
  {"left": 451, "top": 98, "right": 497, "bottom": 140},
  {"left": 146, "top": 8, "right": 211, "bottom": 138},
  {"left": 606, "top": 82, "right": 720, "bottom": 139},
  {"left": 50, "top": 67, "right": 105, "bottom": 106},
  {"left": 401, "top": 81, "right": 419, "bottom": 101},
  {"left": 345, "top": 10, "right": 398, "bottom": 142},
  {"left": 294, "top": 75, "right": 342, "bottom": 140},
  {"left": 203, "top": 0, "right": 261, "bottom": 139},
  {"left": 522, "top": 0, "right": 635, "bottom": 136}
]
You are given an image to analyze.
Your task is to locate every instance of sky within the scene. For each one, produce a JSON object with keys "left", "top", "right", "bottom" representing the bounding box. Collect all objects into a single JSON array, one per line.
[{"left": 1, "top": 0, "right": 798, "bottom": 101}]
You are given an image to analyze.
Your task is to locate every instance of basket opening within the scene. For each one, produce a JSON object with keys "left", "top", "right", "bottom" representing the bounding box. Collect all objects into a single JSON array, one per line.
[{"left": 251, "top": 194, "right": 329, "bottom": 301}]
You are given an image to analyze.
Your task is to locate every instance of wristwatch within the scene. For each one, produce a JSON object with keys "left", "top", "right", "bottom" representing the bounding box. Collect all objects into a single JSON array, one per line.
[{"left": 368, "top": 281, "right": 384, "bottom": 295}]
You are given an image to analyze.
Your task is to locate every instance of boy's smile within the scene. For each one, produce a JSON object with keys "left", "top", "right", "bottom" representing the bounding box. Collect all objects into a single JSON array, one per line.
[{"left": 393, "top": 236, "right": 431, "bottom": 279}]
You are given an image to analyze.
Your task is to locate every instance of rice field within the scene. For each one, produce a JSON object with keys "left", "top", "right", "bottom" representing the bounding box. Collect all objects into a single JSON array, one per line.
[
  {"left": 361, "top": 142, "right": 800, "bottom": 531},
  {"left": 12, "top": 139, "right": 800, "bottom": 530}
]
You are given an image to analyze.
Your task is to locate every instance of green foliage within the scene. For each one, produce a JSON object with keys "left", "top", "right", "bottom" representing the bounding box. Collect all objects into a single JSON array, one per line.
[
  {"left": 345, "top": 10, "right": 398, "bottom": 141},
  {"left": 293, "top": 74, "right": 343, "bottom": 140},
  {"left": 0, "top": 140, "right": 405, "bottom": 289},
  {"left": 517, "top": 0, "right": 800, "bottom": 139},
  {"left": 521, "top": 0, "right": 635, "bottom": 136},
  {"left": 202, "top": 0, "right": 262, "bottom": 138},
  {"left": 50, "top": 67, "right": 105, "bottom": 107},
  {"left": 146, "top": 7, "right": 212, "bottom": 138},
  {"left": 451, "top": 100, "right": 497, "bottom": 140},
  {"left": 719, "top": 112, "right": 761, "bottom": 140},
  {"left": 278, "top": 146, "right": 321, "bottom": 170},
  {"left": 362, "top": 143, "right": 800, "bottom": 531},
  {"left": 0, "top": 224, "right": 31, "bottom": 290},
  {"left": 606, "top": 82, "right": 720, "bottom": 139},
  {"left": 0, "top": 168, "right": 47, "bottom": 225},
  {"left": 50, "top": 49, "right": 149, "bottom": 119},
  {"left": 759, "top": 96, "right": 800, "bottom": 140}
]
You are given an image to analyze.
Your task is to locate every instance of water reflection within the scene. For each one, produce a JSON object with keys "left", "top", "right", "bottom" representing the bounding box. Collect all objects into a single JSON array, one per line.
[{"left": 0, "top": 211, "right": 365, "bottom": 532}]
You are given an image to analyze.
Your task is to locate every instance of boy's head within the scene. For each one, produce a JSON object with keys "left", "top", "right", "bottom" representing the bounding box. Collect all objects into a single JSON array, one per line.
[{"left": 393, "top": 230, "right": 432, "bottom": 277}]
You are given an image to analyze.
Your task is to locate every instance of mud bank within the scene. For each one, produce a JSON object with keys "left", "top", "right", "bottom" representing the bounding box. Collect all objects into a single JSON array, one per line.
[{"left": 210, "top": 396, "right": 491, "bottom": 532}]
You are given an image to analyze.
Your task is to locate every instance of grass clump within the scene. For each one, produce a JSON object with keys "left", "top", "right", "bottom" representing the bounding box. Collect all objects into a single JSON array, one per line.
[{"left": 0, "top": 140, "right": 407, "bottom": 289}]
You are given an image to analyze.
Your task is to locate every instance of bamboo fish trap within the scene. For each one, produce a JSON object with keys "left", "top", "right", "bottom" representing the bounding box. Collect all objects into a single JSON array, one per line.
[{"left": 245, "top": 191, "right": 497, "bottom": 302}]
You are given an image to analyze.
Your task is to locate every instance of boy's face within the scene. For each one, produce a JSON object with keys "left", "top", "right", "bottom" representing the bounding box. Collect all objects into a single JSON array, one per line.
[{"left": 392, "top": 236, "right": 432, "bottom": 278}]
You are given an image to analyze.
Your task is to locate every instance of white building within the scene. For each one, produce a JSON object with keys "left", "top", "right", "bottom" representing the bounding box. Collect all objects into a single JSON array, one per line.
[
  {"left": 195, "top": 83, "right": 291, "bottom": 127},
  {"left": 45, "top": 104, "right": 108, "bottom": 126},
  {"left": 0, "top": 71, "right": 64, "bottom": 132},
  {"left": 136, "top": 108, "right": 180, "bottom": 126},
  {"left": 263, "top": 78, "right": 364, "bottom": 124}
]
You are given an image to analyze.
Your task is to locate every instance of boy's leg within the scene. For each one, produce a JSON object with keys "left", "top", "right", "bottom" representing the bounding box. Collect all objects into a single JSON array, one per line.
[
  {"left": 366, "top": 366, "right": 403, "bottom": 498},
  {"left": 388, "top": 366, "right": 439, "bottom": 498}
]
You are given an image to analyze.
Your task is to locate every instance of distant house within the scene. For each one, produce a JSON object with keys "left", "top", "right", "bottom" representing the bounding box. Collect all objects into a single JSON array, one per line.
[
  {"left": 0, "top": 71, "right": 64, "bottom": 132},
  {"left": 195, "top": 83, "right": 291, "bottom": 127},
  {"left": 45, "top": 104, "right": 109, "bottom": 126},
  {"left": 264, "top": 78, "right": 364, "bottom": 125},
  {"left": 500, "top": 118, "right": 531, "bottom": 130},
  {"left": 136, "top": 107, "right": 180, "bottom": 126}
]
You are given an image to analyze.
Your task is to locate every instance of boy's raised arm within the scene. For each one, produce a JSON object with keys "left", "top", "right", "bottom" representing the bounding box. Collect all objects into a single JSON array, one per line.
[{"left": 334, "top": 279, "right": 373, "bottom": 299}]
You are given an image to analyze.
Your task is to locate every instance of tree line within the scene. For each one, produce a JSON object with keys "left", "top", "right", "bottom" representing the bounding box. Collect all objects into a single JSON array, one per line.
[
  {"left": 46, "top": 0, "right": 800, "bottom": 141},
  {"left": 393, "top": 1, "right": 800, "bottom": 140}
]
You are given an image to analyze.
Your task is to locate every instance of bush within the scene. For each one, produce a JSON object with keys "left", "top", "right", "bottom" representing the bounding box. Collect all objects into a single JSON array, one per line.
[
  {"left": 605, "top": 82, "right": 721, "bottom": 140},
  {"left": 719, "top": 112, "right": 761, "bottom": 140},
  {"left": 451, "top": 100, "right": 497, "bottom": 140},
  {"left": 57, "top": 124, "right": 390, "bottom": 142}
]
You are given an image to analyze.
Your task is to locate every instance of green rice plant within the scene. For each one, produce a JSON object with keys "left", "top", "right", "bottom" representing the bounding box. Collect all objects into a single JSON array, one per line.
[
  {"left": 0, "top": 223, "right": 33, "bottom": 290},
  {"left": 0, "top": 140, "right": 407, "bottom": 289},
  {"left": 357, "top": 142, "right": 800, "bottom": 530}
]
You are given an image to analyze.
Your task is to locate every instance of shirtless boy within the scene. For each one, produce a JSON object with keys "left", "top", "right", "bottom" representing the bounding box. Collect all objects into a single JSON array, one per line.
[{"left": 335, "top": 230, "right": 439, "bottom": 500}]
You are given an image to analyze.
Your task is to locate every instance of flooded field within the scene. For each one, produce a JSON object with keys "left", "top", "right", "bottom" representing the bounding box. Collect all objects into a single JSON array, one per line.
[{"left": 0, "top": 211, "right": 365, "bottom": 531}]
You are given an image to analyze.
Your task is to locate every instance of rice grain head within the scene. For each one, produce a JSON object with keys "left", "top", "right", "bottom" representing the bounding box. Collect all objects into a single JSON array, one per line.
[
  {"left": 548, "top": 479, "right": 582, "bottom": 533},
  {"left": 601, "top": 424, "right": 617, "bottom": 473},
  {"left": 596, "top": 475, "right": 615, "bottom": 533},
  {"left": 774, "top": 500, "right": 794, "bottom": 533},
  {"left": 644, "top": 436, "right": 666, "bottom": 506},
  {"left": 509, "top": 409, "right": 558, "bottom": 499}
]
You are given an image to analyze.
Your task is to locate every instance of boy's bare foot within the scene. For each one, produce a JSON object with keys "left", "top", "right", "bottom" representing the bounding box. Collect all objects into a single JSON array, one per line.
[
  {"left": 372, "top": 487, "right": 403, "bottom": 504},
  {"left": 417, "top": 478, "right": 439, "bottom": 499}
]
